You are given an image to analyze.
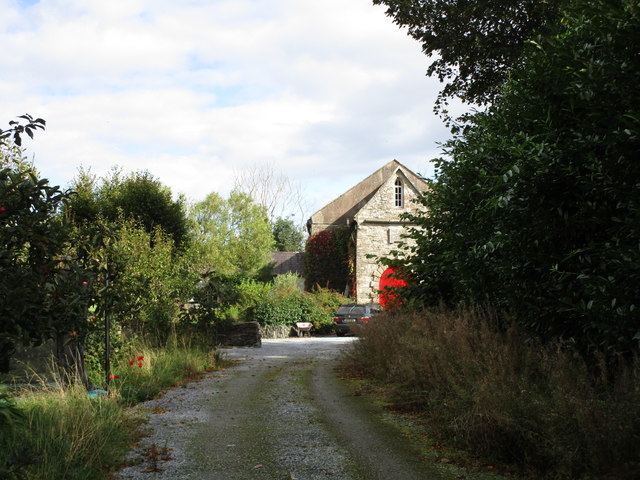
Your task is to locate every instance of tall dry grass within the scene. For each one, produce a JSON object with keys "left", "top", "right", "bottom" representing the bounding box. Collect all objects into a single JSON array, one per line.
[
  {"left": 1, "top": 381, "right": 134, "bottom": 480},
  {"left": 1, "top": 338, "right": 221, "bottom": 479},
  {"left": 346, "top": 308, "right": 640, "bottom": 479}
]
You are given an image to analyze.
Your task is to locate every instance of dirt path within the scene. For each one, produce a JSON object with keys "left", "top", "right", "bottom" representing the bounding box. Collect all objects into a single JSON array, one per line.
[{"left": 114, "top": 338, "right": 489, "bottom": 480}]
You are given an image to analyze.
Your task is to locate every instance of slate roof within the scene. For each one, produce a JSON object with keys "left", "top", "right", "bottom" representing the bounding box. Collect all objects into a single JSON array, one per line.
[{"left": 308, "top": 159, "right": 428, "bottom": 232}]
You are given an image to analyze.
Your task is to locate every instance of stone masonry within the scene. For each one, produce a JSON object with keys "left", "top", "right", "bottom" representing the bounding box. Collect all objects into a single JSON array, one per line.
[{"left": 308, "top": 160, "right": 427, "bottom": 304}]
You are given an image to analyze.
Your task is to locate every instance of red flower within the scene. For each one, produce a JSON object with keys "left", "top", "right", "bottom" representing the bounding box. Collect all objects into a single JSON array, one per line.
[
  {"left": 0, "top": 206, "right": 6, "bottom": 213},
  {"left": 137, "top": 363, "right": 143, "bottom": 368},
  {"left": 128, "top": 360, "right": 134, "bottom": 365},
  {"left": 108, "top": 375, "right": 120, "bottom": 379},
  {"left": 82, "top": 281, "right": 88, "bottom": 286},
  {"left": 136, "top": 356, "right": 144, "bottom": 361}
]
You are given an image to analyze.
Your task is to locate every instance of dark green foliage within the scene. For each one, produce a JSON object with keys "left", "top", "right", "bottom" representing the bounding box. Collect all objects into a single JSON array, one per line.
[
  {"left": 66, "top": 169, "right": 189, "bottom": 248},
  {"left": 64, "top": 168, "right": 198, "bottom": 352},
  {"left": 402, "top": 0, "right": 640, "bottom": 353},
  {"left": 272, "top": 216, "right": 304, "bottom": 251},
  {"left": 252, "top": 294, "right": 311, "bottom": 327},
  {"left": 373, "top": 0, "right": 562, "bottom": 108},
  {"left": 251, "top": 286, "right": 348, "bottom": 331},
  {"left": 304, "top": 227, "right": 352, "bottom": 293},
  {"left": 187, "top": 272, "right": 244, "bottom": 326},
  {"left": 0, "top": 154, "right": 81, "bottom": 370}
]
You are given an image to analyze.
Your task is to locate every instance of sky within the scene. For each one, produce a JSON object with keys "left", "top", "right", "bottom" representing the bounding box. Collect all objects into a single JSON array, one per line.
[{"left": 2, "top": 0, "right": 458, "bottom": 221}]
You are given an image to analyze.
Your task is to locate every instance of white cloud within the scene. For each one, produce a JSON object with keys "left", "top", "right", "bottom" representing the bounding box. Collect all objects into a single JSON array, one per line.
[{"left": 1, "top": 0, "right": 453, "bottom": 219}]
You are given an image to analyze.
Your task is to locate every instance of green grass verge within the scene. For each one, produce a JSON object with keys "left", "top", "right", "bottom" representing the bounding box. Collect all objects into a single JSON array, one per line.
[{"left": 0, "top": 341, "right": 221, "bottom": 480}]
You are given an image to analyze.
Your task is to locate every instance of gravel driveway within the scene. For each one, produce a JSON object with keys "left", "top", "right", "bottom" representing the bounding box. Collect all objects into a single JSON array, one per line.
[{"left": 113, "top": 338, "right": 489, "bottom": 480}]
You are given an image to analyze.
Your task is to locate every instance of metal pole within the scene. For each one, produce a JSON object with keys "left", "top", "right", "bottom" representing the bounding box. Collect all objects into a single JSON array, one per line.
[{"left": 105, "top": 271, "right": 111, "bottom": 390}]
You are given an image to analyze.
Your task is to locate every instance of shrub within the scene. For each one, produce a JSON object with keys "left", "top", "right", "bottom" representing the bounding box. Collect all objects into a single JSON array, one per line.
[
  {"left": 251, "top": 285, "right": 348, "bottom": 331},
  {"left": 346, "top": 308, "right": 640, "bottom": 479},
  {"left": 252, "top": 294, "right": 309, "bottom": 327},
  {"left": 305, "top": 287, "right": 349, "bottom": 333},
  {"left": 399, "top": 0, "right": 640, "bottom": 354}
]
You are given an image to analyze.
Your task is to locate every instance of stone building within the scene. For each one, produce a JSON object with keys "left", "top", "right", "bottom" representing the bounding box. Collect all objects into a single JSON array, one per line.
[{"left": 307, "top": 160, "right": 428, "bottom": 304}]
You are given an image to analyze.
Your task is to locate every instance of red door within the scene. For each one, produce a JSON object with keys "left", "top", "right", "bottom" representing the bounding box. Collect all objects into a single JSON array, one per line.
[{"left": 378, "top": 267, "right": 407, "bottom": 308}]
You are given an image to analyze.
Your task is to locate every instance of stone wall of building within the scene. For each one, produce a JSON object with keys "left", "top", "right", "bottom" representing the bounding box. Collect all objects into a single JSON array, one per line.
[{"left": 353, "top": 173, "right": 423, "bottom": 303}]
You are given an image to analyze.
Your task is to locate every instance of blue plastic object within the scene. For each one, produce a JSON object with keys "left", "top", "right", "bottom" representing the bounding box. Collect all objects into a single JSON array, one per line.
[{"left": 87, "top": 389, "right": 108, "bottom": 399}]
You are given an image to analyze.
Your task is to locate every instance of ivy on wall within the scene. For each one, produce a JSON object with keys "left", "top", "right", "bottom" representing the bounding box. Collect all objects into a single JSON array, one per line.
[{"left": 303, "top": 227, "right": 353, "bottom": 294}]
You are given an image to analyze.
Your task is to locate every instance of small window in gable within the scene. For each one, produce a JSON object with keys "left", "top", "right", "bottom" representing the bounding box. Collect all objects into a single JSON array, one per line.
[{"left": 394, "top": 178, "right": 404, "bottom": 207}]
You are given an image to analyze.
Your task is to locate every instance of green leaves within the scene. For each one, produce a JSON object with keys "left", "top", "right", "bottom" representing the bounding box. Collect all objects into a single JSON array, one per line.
[
  {"left": 401, "top": 0, "right": 640, "bottom": 354},
  {"left": 272, "top": 216, "right": 304, "bottom": 252},
  {"left": 373, "top": 0, "right": 563, "bottom": 107},
  {"left": 65, "top": 169, "right": 190, "bottom": 249},
  {"left": 189, "top": 191, "right": 274, "bottom": 276},
  {"left": 0, "top": 142, "right": 77, "bottom": 367}
]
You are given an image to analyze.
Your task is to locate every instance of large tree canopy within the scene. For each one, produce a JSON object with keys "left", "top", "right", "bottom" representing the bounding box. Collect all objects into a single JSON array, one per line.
[
  {"left": 373, "top": 0, "right": 562, "bottom": 107},
  {"left": 66, "top": 169, "right": 190, "bottom": 248},
  {"left": 190, "top": 191, "right": 274, "bottom": 276},
  {"left": 401, "top": 0, "right": 640, "bottom": 354}
]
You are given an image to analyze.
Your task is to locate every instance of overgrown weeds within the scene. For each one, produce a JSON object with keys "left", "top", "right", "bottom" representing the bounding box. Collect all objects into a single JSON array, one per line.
[
  {"left": 346, "top": 308, "right": 640, "bottom": 479},
  {"left": 0, "top": 382, "right": 133, "bottom": 480},
  {"left": 107, "top": 336, "right": 220, "bottom": 404},
  {"left": 0, "top": 338, "right": 221, "bottom": 480}
]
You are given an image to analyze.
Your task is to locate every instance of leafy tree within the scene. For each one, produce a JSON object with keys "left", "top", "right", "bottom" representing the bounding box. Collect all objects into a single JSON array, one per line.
[
  {"left": 0, "top": 117, "right": 92, "bottom": 375},
  {"left": 0, "top": 165, "right": 70, "bottom": 370},
  {"left": 401, "top": 0, "right": 640, "bottom": 354},
  {"left": 373, "top": 0, "right": 562, "bottom": 108},
  {"left": 76, "top": 218, "right": 196, "bottom": 346},
  {"left": 66, "top": 168, "right": 190, "bottom": 248},
  {"left": 273, "top": 216, "right": 304, "bottom": 252},
  {"left": 190, "top": 191, "right": 274, "bottom": 276}
]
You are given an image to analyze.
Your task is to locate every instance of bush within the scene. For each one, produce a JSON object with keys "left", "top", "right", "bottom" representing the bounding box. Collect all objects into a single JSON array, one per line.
[
  {"left": 252, "top": 284, "right": 348, "bottom": 332},
  {"left": 400, "top": 0, "right": 640, "bottom": 354},
  {"left": 252, "top": 294, "right": 309, "bottom": 327},
  {"left": 0, "top": 159, "right": 73, "bottom": 370},
  {"left": 305, "top": 287, "right": 349, "bottom": 333},
  {"left": 346, "top": 308, "right": 640, "bottom": 479}
]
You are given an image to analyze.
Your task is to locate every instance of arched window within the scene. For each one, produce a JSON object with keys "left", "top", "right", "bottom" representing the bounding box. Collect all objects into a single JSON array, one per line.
[{"left": 394, "top": 178, "right": 403, "bottom": 207}]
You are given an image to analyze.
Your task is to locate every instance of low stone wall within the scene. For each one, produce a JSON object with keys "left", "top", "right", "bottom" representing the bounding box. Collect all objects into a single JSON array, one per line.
[
  {"left": 260, "top": 324, "right": 296, "bottom": 339},
  {"left": 2, "top": 340, "right": 57, "bottom": 383},
  {"left": 216, "top": 322, "right": 262, "bottom": 347}
]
